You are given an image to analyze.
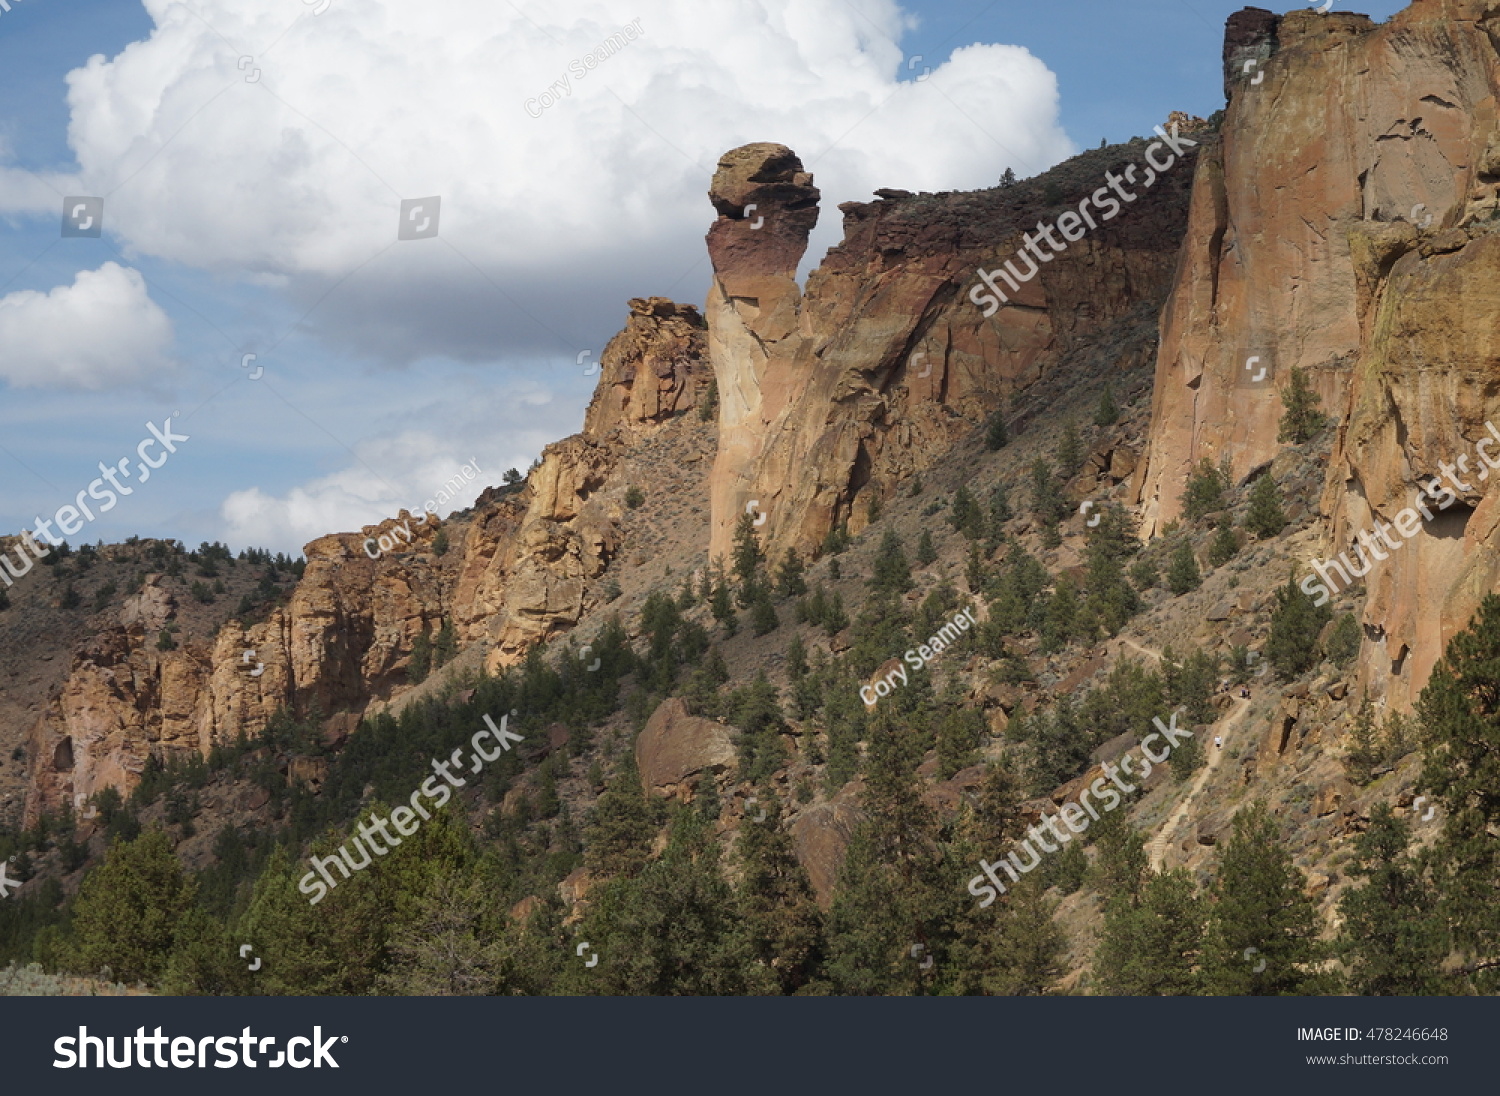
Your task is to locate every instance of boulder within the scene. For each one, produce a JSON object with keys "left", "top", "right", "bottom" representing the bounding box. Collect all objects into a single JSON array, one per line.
[{"left": 635, "top": 698, "right": 737, "bottom": 798}]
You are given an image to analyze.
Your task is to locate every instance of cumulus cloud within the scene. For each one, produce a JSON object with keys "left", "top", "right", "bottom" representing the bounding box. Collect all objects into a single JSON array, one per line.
[
  {"left": 45, "top": 0, "right": 1071, "bottom": 363},
  {"left": 0, "top": 262, "right": 175, "bottom": 389},
  {"left": 217, "top": 377, "right": 571, "bottom": 554}
]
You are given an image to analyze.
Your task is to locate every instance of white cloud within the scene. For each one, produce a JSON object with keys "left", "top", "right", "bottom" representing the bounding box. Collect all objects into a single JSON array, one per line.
[
  {"left": 44, "top": 0, "right": 1071, "bottom": 362},
  {"left": 220, "top": 436, "right": 485, "bottom": 553},
  {"left": 0, "top": 262, "right": 175, "bottom": 389}
]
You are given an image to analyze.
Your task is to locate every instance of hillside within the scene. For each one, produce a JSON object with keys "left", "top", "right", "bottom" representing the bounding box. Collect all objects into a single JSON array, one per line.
[{"left": 2, "top": 0, "right": 1499, "bottom": 996}]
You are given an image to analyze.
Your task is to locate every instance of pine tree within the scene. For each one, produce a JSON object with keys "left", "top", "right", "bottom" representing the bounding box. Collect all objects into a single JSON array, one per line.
[
  {"left": 736, "top": 798, "right": 824, "bottom": 993},
  {"left": 1093, "top": 867, "right": 1204, "bottom": 995},
  {"left": 1181, "top": 457, "right": 1228, "bottom": 523},
  {"left": 825, "top": 715, "right": 949, "bottom": 995},
  {"left": 1278, "top": 366, "right": 1327, "bottom": 444},
  {"left": 936, "top": 707, "right": 985, "bottom": 779},
  {"left": 1083, "top": 513, "right": 1141, "bottom": 635},
  {"left": 987, "top": 485, "right": 1012, "bottom": 547},
  {"left": 786, "top": 633, "right": 808, "bottom": 680},
  {"left": 916, "top": 529, "right": 938, "bottom": 566},
  {"left": 1344, "top": 699, "right": 1380, "bottom": 784},
  {"left": 1337, "top": 803, "right": 1449, "bottom": 994},
  {"left": 732, "top": 513, "right": 765, "bottom": 607},
  {"left": 584, "top": 751, "right": 658, "bottom": 878},
  {"left": 408, "top": 629, "right": 432, "bottom": 684},
  {"left": 1040, "top": 577, "right": 1081, "bottom": 654},
  {"left": 1207, "top": 520, "right": 1240, "bottom": 567},
  {"left": 775, "top": 549, "right": 807, "bottom": 599},
  {"left": 870, "top": 529, "right": 913, "bottom": 594},
  {"left": 1265, "top": 573, "right": 1332, "bottom": 680},
  {"left": 67, "top": 830, "right": 195, "bottom": 985},
  {"left": 750, "top": 587, "right": 780, "bottom": 636},
  {"left": 1094, "top": 385, "right": 1119, "bottom": 427},
  {"left": 568, "top": 812, "right": 768, "bottom": 995},
  {"left": 1000, "top": 167, "right": 1017, "bottom": 187},
  {"left": 1056, "top": 421, "right": 1083, "bottom": 477},
  {"left": 1415, "top": 593, "right": 1500, "bottom": 990},
  {"left": 159, "top": 907, "right": 253, "bottom": 996},
  {"left": 1166, "top": 540, "right": 1201, "bottom": 595},
  {"left": 377, "top": 872, "right": 510, "bottom": 995},
  {"left": 710, "top": 560, "right": 737, "bottom": 636},
  {"left": 950, "top": 486, "right": 983, "bottom": 539},
  {"left": 1245, "top": 473, "right": 1287, "bottom": 538},
  {"left": 986, "top": 411, "right": 1009, "bottom": 450},
  {"left": 1029, "top": 458, "right": 1064, "bottom": 526},
  {"left": 433, "top": 617, "right": 457, "bottom": 668},
  {"left": 1200, "top": 802, "right": 1333, "bottom": 995},
  {"left": 1087, "top": 811, "right": 1148, "bottom": 905}
]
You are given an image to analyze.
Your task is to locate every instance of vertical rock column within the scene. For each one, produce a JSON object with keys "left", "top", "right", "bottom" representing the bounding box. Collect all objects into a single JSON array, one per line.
[{"left": 703, "top": 143, "right": 819, "bottom": 563}]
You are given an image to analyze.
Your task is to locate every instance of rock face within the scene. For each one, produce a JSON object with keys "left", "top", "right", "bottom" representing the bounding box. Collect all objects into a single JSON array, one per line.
[
  {"left": 634, "top": 698, "right": 736, "bottom": 798},
  {"left": 23, "top": 297, "right": 712, "bottom": 822},
  {"left": 1135, "top": 1, "right": 1500, "bottom": 705},
  {"left": 704, "top": 137, "right": 1197, "bottom": 562}
]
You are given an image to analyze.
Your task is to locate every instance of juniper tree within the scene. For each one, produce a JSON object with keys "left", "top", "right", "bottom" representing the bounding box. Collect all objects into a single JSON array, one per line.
[
  {"left": 775, "top": 549, "right": 807, "bottom": 599},
  {"left": 1165, "top": 540, "right": 1201, "bottom": 595},
  {"left": 67, "top": 830, "right": 195, "bottom": 985},
  {"left": 1094, "top": 385, "right": 1119, "bottom": 427},
  {"left": 986, "top": 411, "right": 1009, "bottom": 451},
  {"left": 916, "top": 529, "right": 938, "bottom": 566},
  {"left": 1207, "top": 520, "right": 1240, "bottom": 567},
  {"left": 1245, "top": 473, "right": 1287, "bottom": 539},
  {"left": 1181, "top": 457, "right": 1229, "bottom": 523},
  {"left": 870, "top": 529, "right": 913, "bottom": 595},
  {"left": 1278, "top": 367, "right": 1327, "bottom": 444},
  {"left": 950, "top": 486, "right": 984, "bottom": 539},
  {"left": 1265, "top": 573, "right": 1331, "bottom": 680}
]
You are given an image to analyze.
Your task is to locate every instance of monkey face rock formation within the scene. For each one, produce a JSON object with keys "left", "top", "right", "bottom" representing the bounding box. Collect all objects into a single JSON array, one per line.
[
  {"left": 1136, "top": 1, "right": 1500, "bottom": 704},
  {"left": 705, "top": 139, "right": 1197, "bottom": 563}
]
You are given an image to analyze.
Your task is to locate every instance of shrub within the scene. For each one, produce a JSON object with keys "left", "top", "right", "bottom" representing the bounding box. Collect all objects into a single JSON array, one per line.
[{"left": 624, "top": 486, "right": 646, "bottom": 509}]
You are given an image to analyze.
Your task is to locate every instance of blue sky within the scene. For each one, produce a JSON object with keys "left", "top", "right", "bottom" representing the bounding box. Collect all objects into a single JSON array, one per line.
[{"left": 0, "top": 0, "right": 1410, "bottom": 555}]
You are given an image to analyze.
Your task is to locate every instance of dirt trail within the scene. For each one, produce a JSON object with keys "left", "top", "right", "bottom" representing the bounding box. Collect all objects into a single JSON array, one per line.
[
  {"left": 1148, "top": 696, "right": 1252, "bottom": 872},
  {"left": 1110, "top": 634, "right": 1256, "bottom": 872}
]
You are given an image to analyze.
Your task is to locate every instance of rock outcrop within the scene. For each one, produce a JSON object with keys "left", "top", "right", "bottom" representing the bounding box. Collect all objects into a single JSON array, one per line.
[
  {"left": 704, "top": 136, "right": 1198, "bottom": 562},
  {"left": 1135, "top": 1, "right": 1500, "bottom": 705},
  {"left": 23, "top": 297, "right": 712, "bottom": 822}
]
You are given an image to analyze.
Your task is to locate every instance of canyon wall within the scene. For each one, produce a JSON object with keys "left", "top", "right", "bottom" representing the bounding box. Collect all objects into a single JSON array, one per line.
[{"left": 1136, "top": 0, "right": 1500, "bottom": 706}]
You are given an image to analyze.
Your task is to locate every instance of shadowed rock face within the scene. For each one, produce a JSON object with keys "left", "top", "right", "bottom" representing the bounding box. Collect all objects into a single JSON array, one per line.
[
  {"left": 704, "top": 138, "right": 1198, "bottom": 564},
  {"left": 1136, "top": 0, "right": 1500, "bottom": 705}
]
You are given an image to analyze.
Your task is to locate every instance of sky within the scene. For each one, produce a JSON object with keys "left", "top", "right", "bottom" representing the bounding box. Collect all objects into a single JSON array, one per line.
[{"left": 0, "top": 0, "right": 1411, "bottom": 555}]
